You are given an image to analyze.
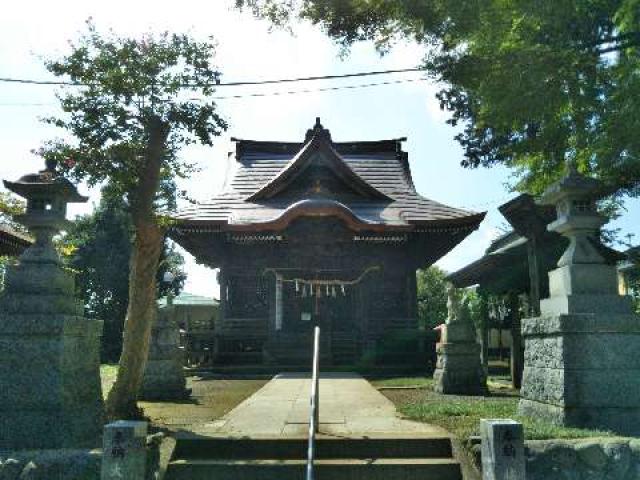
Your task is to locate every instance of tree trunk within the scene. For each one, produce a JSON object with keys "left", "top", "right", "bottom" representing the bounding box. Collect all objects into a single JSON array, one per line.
[
  {"left": 106, "top": 117, "right": 170, "bottom": 419},
  {"left": 105, "top": 223, "right": 163, "bottom": 418}
]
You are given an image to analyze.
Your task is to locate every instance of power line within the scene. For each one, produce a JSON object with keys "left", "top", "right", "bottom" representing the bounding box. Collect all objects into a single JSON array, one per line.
[
  {"left": 0, "top": 67, "right": 423, "bottom": 88},
  {"left": 0, "top": 77, "right": 428, "bottom": 106},
  {"left": 209, "top": 77, "right": 426, "bottom": 100}
]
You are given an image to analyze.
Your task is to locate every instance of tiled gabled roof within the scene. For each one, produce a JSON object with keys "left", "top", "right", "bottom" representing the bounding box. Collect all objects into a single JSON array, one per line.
[{"left": 172, "top": 121, "right": 484, "bottom": 231}]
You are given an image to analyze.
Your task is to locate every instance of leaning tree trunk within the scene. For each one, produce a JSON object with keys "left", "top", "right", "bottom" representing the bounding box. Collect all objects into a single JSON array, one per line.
[
  {"left": 105, "top": 223, "right": 163, "bottom": 418},
  {"left": 106, "top": 118, "right": 169, "bottom": 419}
]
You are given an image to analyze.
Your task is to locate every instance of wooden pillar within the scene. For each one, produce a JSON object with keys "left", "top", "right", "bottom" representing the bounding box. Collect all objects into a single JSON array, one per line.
[
  {"left": 407, "top": 268, "right": 418, "bottom": 321},
  {"left": 215, "top": 268, "right": 227, "bottom": 364},
  {"left": 275, "top": 273, "right": 283, "bottom": 332},
  {"left": 217, "top": 268, "right": 227, "bottom": 322},
  {"left": 479, "top": 292, "right": 490, "bottom": 375},
  {"left": 527, "top": 236, "right": 541, "bottom": 316},
  {"left": 509, "top": 291, "right": 524, "bottom": 389}
]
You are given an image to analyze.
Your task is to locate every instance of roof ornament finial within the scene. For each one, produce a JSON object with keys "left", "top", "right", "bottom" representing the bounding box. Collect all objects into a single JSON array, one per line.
[{"left": 305, "top": 116, "right": 332, "bottom": 143}]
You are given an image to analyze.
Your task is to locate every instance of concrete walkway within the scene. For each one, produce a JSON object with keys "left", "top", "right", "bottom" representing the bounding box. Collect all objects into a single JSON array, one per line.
[{"left": 190, "top": 372, "right": 448, "bottom": 438}]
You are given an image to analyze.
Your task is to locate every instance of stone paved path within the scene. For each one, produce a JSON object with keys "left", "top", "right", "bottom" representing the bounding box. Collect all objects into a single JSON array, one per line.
[{"left": 190, "top": 372, "right": 448, "bottom": 438}]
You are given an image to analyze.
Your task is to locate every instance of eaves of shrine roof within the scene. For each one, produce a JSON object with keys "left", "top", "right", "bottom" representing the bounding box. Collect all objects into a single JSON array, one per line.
[
  {"left": 171, "top": 120, "right": 485, "bottom": 232},
  {"left": 0, "top": 223, "right": 32, "bottom": 256}
]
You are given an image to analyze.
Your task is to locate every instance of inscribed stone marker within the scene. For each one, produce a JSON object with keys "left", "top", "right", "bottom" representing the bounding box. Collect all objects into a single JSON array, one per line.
[{"left": 480, "top": 419, "right": 525, "bottom": 480}]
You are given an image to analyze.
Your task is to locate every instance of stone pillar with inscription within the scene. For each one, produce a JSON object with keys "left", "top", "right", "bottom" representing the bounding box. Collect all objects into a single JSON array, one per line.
[
  {"left": 480, "top": 419, "right": 525, "bottom": 480},
  {"left": 518, "top": 165, "right": 640, "bottom": 435},
  {"left": 101, "top": 421, "right": 148, "bottom": 480},
  {"left": 433, "top": 284, "right": 487, "bottom": 394},
  {"left": 0, "top": 160, "right": 104, "bottom": 449}
]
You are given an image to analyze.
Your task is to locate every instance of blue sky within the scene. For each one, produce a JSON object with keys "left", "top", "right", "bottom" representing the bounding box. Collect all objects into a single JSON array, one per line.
[{"left": 1, "top": 0, "right": 638, "bottom": 298}]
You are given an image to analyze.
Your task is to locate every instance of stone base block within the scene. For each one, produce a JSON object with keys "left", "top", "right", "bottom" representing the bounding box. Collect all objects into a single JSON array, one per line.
[
  {"left": 520, "top": 311, "right": 640, "bottom": 436},
  {"left": 433, "top": 342, "right": 486, "bottom": 395},
  {"left": 141, "top": 359, "right": 191, "bottom": 401},
  {"left": 541, "top": 294, "right": 634, "bottom": 316},
  {"left": 0, "top": 310, "right": 104, "bottom": 450},
  {"left": 443, "top": 322, "right": 476, "bottom": 343},
  {"left": 518, "top": 399, "right": 640, "bottom": 437},
  {"left": 548, "top": 263, "right": 619, "bottom": 297},
  {"left": 0, "top": 402, "right": 104, "bottom": 450},
  {"left": 0, "top": 449, "right": 101, "bottom": 480}
]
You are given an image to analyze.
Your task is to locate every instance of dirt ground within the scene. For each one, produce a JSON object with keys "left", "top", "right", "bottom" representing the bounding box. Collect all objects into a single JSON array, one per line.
[
  {"left": 141, "top": 376, "right": 269, "bottom": 430},
  {"left": 100, "top": 367, "right": 269, "bottom": 431}
]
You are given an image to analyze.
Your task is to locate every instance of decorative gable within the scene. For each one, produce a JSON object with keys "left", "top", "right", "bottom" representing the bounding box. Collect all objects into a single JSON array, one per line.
[{"left": 246, "top": 118, "right": 391, "bottom": 203}]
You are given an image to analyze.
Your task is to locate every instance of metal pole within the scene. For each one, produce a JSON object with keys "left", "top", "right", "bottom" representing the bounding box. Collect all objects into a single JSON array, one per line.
[
  {"left": 313, "top": 326, "right": 320, "bottom": 433},
  {"left": 307, "top": 326, "right": 320, "bottom": 480}
]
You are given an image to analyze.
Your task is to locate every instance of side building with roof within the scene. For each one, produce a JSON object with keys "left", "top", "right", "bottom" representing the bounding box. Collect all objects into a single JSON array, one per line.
[
  {"left": 0, "top": 224, "right": 31, "bottom": 258},
  {"left": 169, "top": 119, "right": 484, "bottom": 369},
  {"left": 447, "top": 193, "right": 624, "bottom": 388}
]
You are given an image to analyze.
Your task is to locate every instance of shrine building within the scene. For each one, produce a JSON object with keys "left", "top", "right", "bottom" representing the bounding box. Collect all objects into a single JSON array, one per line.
[
  {"left": 170, "top": 119, "right": 485, "bottom": 369},
  {"left": 0, "top": 224, "right": 31, "bottom": 257}
]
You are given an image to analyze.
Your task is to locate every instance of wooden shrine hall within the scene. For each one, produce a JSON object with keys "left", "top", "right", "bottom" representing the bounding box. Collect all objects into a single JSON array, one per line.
[{"left": 170, "top": 119, "right": 485, "bottom": 369}]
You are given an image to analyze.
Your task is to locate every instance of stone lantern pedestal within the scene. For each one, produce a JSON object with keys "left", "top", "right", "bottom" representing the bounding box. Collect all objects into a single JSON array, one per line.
[
  {"left": 0, "top": 161, "right": 104, "bottom": 449},
  {"left": 518, "top": 167, "right": 640, "bottom": 435}
]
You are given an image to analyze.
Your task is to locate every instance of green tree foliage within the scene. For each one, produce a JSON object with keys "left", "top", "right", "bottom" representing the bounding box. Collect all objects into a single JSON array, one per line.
[
  {"left": 39, "top": 21, "right": 227, "bottom": 418},
  {"left": 237, "top": 0, "right": 640, "bottom": 198},
  {"left": 0, "top": 192, "right": 26, "bottom": 228},
  {"left": 60, "top": 194, "right": 186, "bottom": 363},
  {"left": 416, "top": 266, "right": 448, "bottom": 329}
]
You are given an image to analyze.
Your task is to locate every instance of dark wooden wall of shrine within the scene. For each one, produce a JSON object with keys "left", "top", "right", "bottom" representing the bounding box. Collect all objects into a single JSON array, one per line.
[{"left": 211, "top": 218, "right": 430, "bottom": 368}]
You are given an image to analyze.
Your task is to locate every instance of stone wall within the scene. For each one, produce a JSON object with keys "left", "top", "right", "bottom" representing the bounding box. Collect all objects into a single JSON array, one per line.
[
  {"left": 526, "top": 438, "right": 640, "bottom": 480},
  {"left": 0, "top": 433, "right": 165, "bottom": 480},
  {"left": 0, "top": 450, "right": 101, "bottom": 480}
]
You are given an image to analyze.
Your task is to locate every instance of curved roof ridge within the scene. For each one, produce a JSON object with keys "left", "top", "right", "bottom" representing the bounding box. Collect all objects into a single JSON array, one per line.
[{"left": 245, "top": 131, "right": 392, "bottom": 202}]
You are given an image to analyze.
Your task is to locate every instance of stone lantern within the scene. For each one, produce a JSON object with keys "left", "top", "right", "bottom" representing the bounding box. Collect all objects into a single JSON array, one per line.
[
  {"left": 0, "top": 160, "right": 104, "bottom": 450},
  {"left": 518, "top": 164, "right": 640, "bottom": 435},
  {"left": 4, "top": 159, "right": 88, "bottom": 264},
  {"left": 542, "top": 164, "right": 607, "bottom": 267}
]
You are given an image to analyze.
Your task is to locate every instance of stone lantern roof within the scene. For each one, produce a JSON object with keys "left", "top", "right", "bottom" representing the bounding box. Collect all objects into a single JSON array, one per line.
[
  {"left": 539, "top": 164, "right": 604, "bottom": 206},
  {"left": 3, "top": 159, "right": 88, "bottom": 204}
]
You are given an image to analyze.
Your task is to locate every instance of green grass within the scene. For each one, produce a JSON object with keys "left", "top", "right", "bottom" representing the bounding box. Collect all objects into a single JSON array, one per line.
[
  {"left": 371, "top": 377, "right": 434, "bottom": 388},
  {"left": 399, "top": 397, "right": 613, "bottom": 441},
  {"left": 377, "top": 376, "right": 615, "bottom": 441}
]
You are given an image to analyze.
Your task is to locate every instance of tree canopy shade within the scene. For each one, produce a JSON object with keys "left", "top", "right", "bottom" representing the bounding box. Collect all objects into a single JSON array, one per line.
[
  {"left": 61, "top": 194, "right": 186, "bottom": 363},
  {"left": 237, "top": 0, "right": 640, "bottom": 199},
  {"left": 39, "top": 21, "right": 227, "bottom": 418}
]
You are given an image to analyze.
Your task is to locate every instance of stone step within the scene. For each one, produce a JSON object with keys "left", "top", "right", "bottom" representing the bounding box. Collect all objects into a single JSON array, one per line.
[
  {"left": 167, "top": 458, "right": 463, "bottom": 480},
  {"left": 173, "top": 436, "right": 453, "bottom": 460}
]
